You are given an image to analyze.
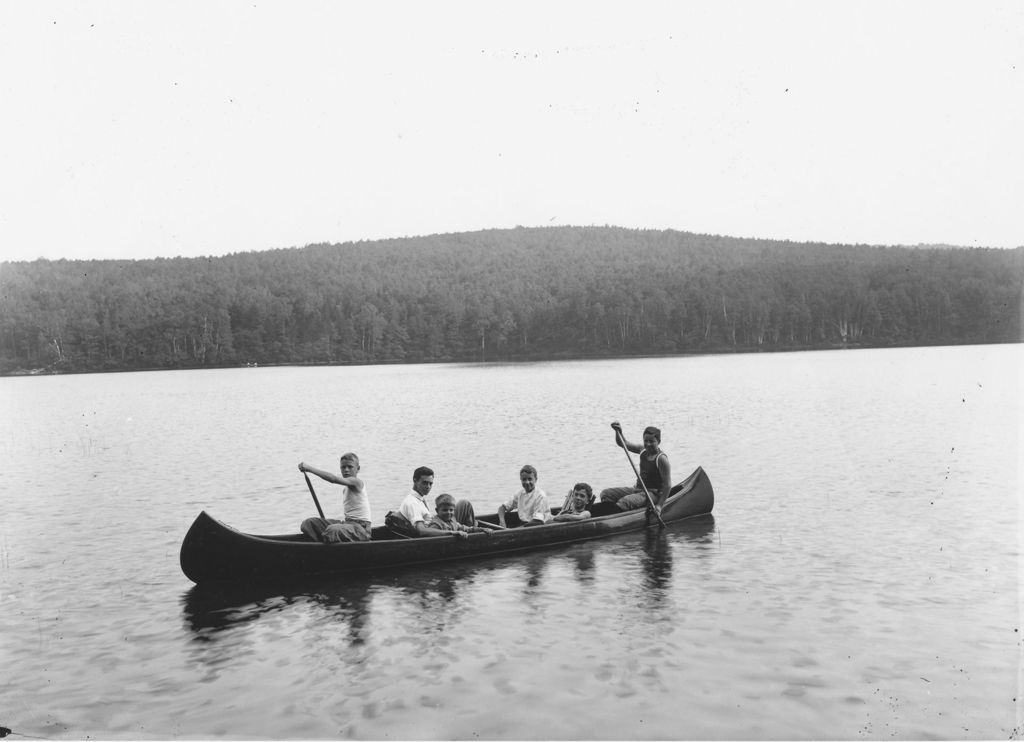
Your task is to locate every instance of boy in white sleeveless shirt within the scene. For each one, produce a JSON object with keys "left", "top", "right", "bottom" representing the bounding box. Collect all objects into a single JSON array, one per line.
[{"left": 298, "top": 452, "right": 372, "bottom": 542}]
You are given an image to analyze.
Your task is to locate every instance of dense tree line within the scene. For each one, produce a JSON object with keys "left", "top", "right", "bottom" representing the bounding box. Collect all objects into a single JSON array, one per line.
[{"left": 1, "top": 226, "right": 1021, "bottom": 374}]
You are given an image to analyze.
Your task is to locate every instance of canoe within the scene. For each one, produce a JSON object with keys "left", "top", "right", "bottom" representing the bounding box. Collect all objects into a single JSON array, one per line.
[{"left": 180, "top": 465, "right": 714, "bottom": 584}]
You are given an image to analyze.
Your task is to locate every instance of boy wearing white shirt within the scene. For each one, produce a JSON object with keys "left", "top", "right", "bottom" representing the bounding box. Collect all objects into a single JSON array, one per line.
[{"left": 497, "top": 465, "right": 551, "bottom": 527}]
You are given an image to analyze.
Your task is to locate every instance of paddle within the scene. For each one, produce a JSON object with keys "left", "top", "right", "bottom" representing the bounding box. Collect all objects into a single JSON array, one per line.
[
  {"left": 475, "top": 520, "right": 507, "bottom": 530},
  {"left": 612, "top": 423, "right": 667, "bottom": 527},
  {"left": 559, "top": 487, "right": 573, "bottom": 514},
  {"left": 302, "top": 471, "right": 326, "bottom": 520}
]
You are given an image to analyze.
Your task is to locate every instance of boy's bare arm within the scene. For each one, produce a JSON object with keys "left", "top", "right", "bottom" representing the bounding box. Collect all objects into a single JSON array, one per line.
[
  {"left": 610, "top": 423, "right": 643, "bottom": 454},
  {"left": 656, "top": 456, "right": 672, "bottom": 506},
  {"left": 298, "top": 462, "right": 362, "bottom": 490},
  {"left": 417, "top": 521, "right": 466, "bottom": 538}
]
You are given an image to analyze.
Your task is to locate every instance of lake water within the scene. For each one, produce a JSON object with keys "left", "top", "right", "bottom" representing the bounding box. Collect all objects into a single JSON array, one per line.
[{"left": 0, "top": 345, "right": 1020, "bottom": 740}]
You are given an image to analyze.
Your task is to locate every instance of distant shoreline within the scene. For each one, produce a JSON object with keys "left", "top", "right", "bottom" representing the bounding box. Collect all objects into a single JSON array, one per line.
[
  {"left": 3, "top": 227, "right": 1021, "bottom": 378},
  {"left": 3, "top": 338, "right": 1017, "bottom": 378}
]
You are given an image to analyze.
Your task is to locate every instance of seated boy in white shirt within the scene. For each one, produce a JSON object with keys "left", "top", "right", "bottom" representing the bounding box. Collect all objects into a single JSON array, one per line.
[{"left": 497, "top": 465, "right": 551, "bottom": 527}]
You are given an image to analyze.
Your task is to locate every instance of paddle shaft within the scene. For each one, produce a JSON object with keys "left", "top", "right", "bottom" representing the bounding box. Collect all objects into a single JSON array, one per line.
[
  {"left": 303, "top": 472, "right": 326, "bottom": 519},
  {"left": 614, "top": 427, "right": 667, "bottom": 527}
]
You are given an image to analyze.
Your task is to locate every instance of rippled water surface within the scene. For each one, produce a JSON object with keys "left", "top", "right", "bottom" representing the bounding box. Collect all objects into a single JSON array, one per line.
[{"left": 1, "top": 345, "right": 1020, "bottom": 739}]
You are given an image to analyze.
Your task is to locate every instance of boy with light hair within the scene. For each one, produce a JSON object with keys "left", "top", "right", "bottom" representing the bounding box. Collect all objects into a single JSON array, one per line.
[
  {"left": 298, "top": 452, "right": 372, "bottom": 542},
  {"left": 426, "top": 493, "right": 488, "bottom": 538},
  {"left": 497, "top": 464, "right": 552, "bottom": 527}
]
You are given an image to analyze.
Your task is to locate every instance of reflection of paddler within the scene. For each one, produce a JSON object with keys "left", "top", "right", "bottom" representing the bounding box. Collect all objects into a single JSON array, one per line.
[{"left": 640, "top": 528, "right": 674, "bottom": 598}]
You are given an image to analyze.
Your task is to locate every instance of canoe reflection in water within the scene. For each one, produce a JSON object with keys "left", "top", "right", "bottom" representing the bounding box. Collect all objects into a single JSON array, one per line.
[
  {"left": 182, "top": 575, "right": 375, "bottom": 638},
  {"left": 180, "top": 516, "right": 716, "bottom": 692},
  {"left": 181, "top": 515, "right": 716, "bottom": 638}
]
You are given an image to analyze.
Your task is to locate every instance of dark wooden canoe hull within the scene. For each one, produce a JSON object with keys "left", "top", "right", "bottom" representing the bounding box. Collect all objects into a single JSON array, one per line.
[{"left": 180, "top": 466, "right": 714, "bottom": 584}]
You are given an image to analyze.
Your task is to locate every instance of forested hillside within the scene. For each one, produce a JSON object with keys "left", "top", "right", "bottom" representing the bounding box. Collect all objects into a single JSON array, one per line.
[{"left": 1, "top": 226, "right": 1021, "bottom": 374}]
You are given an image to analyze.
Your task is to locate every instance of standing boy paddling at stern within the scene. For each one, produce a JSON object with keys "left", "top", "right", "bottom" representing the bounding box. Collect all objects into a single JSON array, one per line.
[
  {"left": 599, "top": 423, "right": 671, "bottom": 514},
  {"left": 298, "top": 453, "right": 372, "bottom": 542}
]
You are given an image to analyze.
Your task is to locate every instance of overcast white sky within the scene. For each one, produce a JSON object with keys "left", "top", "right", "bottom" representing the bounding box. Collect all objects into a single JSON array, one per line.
[{"left": 1, "top": 1, "right": 1021, "bottom": 262}]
